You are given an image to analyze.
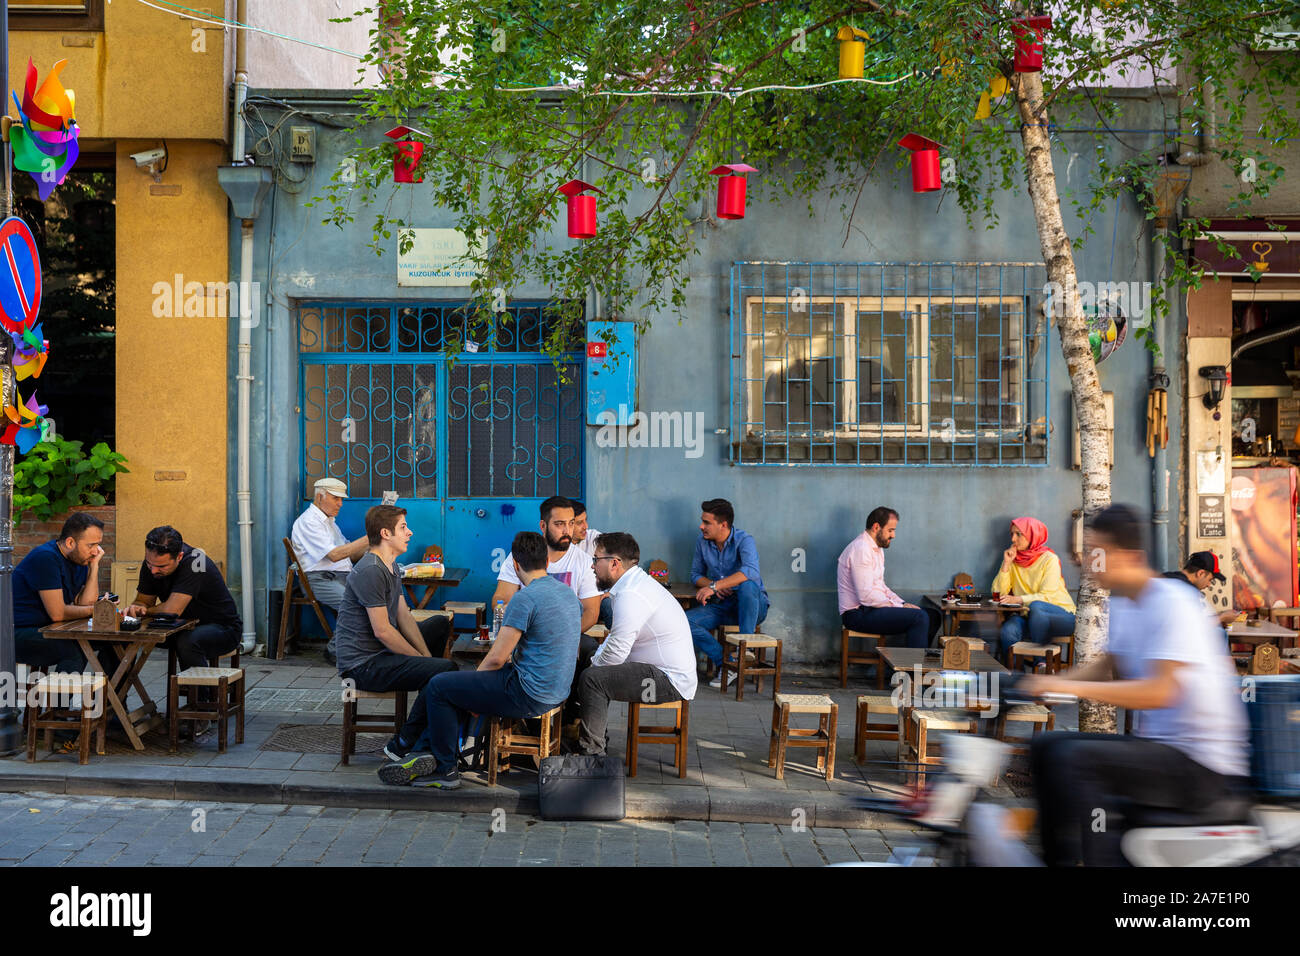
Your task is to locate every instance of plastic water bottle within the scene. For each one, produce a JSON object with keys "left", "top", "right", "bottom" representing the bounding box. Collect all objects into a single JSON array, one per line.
[{"left": 491, "top": 600, "right": 506, "bottom": 641}]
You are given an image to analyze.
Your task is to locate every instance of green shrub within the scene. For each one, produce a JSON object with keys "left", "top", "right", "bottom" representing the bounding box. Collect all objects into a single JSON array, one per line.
[{"left": 12, "top": 438, "right": 129, "bottom": 525}]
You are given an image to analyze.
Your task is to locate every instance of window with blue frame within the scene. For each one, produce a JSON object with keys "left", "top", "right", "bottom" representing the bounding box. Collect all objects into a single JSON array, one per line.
[{"left": 731, "top": 263, "right": 1050, "bottom": 466}]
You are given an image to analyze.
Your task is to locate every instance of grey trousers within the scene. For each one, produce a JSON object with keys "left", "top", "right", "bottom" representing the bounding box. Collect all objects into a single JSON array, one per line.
[
  {"left": 307, "top": 570, "right": 348, "bottom": 652},
  {"left": 577, "top": 661, "right": 683, "bottom": 756}
]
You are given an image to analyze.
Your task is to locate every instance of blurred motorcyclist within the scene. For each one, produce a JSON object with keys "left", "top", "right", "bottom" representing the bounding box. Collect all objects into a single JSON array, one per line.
[{"left": 1022, "top": 504, "right": 1250, "bottom": 866}]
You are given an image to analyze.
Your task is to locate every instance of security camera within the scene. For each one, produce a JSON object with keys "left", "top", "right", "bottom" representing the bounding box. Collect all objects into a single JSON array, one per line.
[{"left": 131, "top": 148, "right": 167, "bottom": 167}]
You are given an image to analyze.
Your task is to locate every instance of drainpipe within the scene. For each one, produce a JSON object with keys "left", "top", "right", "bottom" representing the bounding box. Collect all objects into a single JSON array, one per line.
[
  {"left": 233, "top": 0, "right": 248, "bottom": 163},
  {"left": 1151, "top": 225, "right": 1170, "bottom": 572}
]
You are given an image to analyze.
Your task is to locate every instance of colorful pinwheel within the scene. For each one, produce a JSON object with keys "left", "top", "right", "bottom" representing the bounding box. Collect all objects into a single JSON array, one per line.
[{"left": 9, "top": 59, "right": 80, "bottom": 201}]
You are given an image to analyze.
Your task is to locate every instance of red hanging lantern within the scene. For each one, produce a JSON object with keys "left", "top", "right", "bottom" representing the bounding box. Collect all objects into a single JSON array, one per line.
[
  {"left": 1012, "top": 15, "right": 1052, "bottom": 73},
  {"left": 558, "top": 179, "right": 602, "bottom": 238},
  {"left": 897, "top": 133, "right": 944, "bottom": 193},
  {"left": 385, "top": 125, "right": 427, "bottom": 183},
  {"left": 709, "top": 163, "right": 757, "bottom": 220}
]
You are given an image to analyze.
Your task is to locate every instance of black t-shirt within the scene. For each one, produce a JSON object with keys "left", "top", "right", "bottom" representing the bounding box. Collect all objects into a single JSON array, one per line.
[{"left": 137, "top": 544, "right": 241, "bottom": 630}]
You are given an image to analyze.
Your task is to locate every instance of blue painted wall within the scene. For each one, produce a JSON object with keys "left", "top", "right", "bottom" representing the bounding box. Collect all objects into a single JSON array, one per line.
[{"left": 228, "top": 90, "right": 1183, "bottom": 665}]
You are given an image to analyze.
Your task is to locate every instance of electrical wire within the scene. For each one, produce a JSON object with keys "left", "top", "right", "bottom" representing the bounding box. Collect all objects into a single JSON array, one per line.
[{"left": 133, "top": 0, "right": 367, "bottom": 59}]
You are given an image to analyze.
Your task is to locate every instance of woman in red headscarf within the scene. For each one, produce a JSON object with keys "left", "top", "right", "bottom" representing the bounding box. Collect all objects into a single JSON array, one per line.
[{"left": 992, "top": 517, "right": 1076, "bottom": 659}]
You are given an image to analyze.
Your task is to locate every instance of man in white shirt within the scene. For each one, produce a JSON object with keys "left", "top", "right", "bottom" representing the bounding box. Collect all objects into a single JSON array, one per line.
[
  {"left": 290, "top": 477, "right": 368, "bottom": 663},
  {"left": 490, "top": 496, "right": 602, "bottom": 632},
  {"left": 576, "top": 531, "right": 697, "bottom": 755}
]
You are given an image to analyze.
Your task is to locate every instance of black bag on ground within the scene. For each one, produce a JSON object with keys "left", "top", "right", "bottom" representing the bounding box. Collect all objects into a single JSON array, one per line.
[{"left": 538, "top": 754, "right": 625, "bottom": 821}]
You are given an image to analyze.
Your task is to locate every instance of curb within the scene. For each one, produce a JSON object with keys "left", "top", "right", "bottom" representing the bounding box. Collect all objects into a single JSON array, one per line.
[{"left": 0, "top": 762, "right": 913, "bottom": 829}]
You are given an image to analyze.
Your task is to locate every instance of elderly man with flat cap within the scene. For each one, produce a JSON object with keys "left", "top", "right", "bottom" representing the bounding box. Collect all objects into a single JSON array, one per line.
[{"left": 291, "top": 477, "right": 369, "bottom": 664}]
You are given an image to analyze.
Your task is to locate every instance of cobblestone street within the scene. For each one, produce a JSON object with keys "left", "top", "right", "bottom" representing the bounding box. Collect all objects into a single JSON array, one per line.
[{"left": 0, "top": 791, "right": 920, "bottom": 867}]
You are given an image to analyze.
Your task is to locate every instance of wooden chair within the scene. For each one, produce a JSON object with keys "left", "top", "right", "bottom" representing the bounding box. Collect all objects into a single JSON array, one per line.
[
  {"left": 854, "top": 692, "right": 900, "bottom": 762},
  {"left": 169, "top": 666, "right": 245, "bottom": 754},
  {"left": 341, "top": 689, "right": 408, "bottom": 765},
  {"left": 626, "top": 700, "right": 690, "bottom": 778},
  {"left": 1270, "top": 608, "right": 1300, "bottom": 648},
  {"left": 899, "top": 708, "right": 979, "bottom": 788},
  {"left": 719, "top": 630, "right": 781, "bottom": 700},
  {"left": 1051, "top": 633, "right": 1076, "bottom": 666},
  {"left": 994, "top": 704, "right": 1055, "bottom": 755},
  {"left": 277, "top": 537, "right": 334, "bottom": 660},
  {"left": 1008, "top": 642, "right": 1061, "bottom": 675},
  {"left": 486, "top": 706, "right": 563, "bottom": 786},
  {"left": 26, "top": 673, "right": 107, "bottom": 766},
  {"left": 841, "top": 628, "right": 887, "bottom": 688},
  {"left": 768, "top": 693, "right": 838, "bottom": 781}
]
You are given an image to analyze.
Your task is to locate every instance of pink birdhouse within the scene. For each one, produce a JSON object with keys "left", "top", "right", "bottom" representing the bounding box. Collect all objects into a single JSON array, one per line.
[
  {"left": 709, "top": 163, "right": 757, "bottom": 220},
  {"left": 385, "top": 125, "right": 427, "bottom": 183},
  {"left": 1012, "top": 16, "right": 1052, "bottom": 73},
  {"left": 558, "top": 179, "right": 602, "bottom": 238},
  {"left": 897, "top": 133, "right": 944, "bottom": 193}
]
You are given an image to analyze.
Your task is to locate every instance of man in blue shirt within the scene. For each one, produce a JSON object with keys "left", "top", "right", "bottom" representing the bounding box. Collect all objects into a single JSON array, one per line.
[
  {"left": 685, "top": 498, "right": 769, "bottom": 688},
  {"left": 12, "top": 511, "right": 106, "bottom": 673},
  {"left": 378, "top": 531, "right": 580, "bottom": 790}
]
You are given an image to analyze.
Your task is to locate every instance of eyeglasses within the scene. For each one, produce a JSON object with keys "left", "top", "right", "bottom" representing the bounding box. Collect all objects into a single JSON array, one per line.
[{"left": 592, "top": 556, "right": 618, "bottom": 564}]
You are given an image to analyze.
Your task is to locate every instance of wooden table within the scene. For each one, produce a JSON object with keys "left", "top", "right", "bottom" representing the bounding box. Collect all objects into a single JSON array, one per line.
[
  {"left": 450, "top": 633, "right": 494, "bottom": 667},
  {"left": 878, "top": 645, "right": 1009, "bottom": 679},
  {"left": 1227, "top": 619, "right": 1297, "bottom": 648},
  {"left": 923, "top": 594, "right": 1025, "bottom": 637},
  {"left": 402, "top": 566, "right": 469, "bottom": 610},
  {"left": 40, "top": 618, "right": 197, "bottom": 751}
]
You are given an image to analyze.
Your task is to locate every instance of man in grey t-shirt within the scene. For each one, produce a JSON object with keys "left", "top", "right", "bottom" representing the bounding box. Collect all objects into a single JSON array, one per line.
[
  {"left": 333, "top": 505, "right": 454, "bottom": 762},
  {"left": 1024, "top": 505, "right": 1251, "bottom": 866}
]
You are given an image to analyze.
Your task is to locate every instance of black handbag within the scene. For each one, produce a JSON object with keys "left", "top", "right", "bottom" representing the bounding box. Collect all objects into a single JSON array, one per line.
[{"left": 537, "top": 754, "right": 626, "bottom": 821}]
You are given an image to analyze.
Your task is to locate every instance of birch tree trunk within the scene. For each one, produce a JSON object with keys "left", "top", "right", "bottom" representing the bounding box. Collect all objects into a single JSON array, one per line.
[{"left": 1016, "top": 70, "right": 1115, "bottom": 733}]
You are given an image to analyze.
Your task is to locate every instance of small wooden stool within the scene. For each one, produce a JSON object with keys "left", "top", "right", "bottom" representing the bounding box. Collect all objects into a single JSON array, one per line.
[
  {"left": 341, "top": 688, "right": 408, "bottom": 765},
  {"left": 26, "top": 674, "right": 107, "bottom": 765},
  {"left": 994, "top": 704, "right": 1055, "bottom": 754},
  {"left": 487, "top": 705, "right": 563, "bottom": 786},
  {"left": 169, "top": 666, "right": 245, "bottom": 754},
  {"left": 626, "top": 699, "right": 690, "bottom": 778},
  {"left": 1051, "top": 633, "right": 1076, "bottom": 666},
  {"left": 899, "top": 708, "right": 979, "bottom": 787},
  {"left": 841, "top": 628, "right": 887, "bottom": 688},
  {"left": 768, "top": 693, "right": 837, "bottom": 781},
  {"left": 854, "top": 691, "right": 900, "bottom": 762},
  {"left": 1008, "top": 641, "right": 1062, "bottom": 674},
  {"left": 720, "top": 633, "right": 781, "bottom": 700},
  {"left": 443, "top": 600, "right": 487, "bottom": 638}
]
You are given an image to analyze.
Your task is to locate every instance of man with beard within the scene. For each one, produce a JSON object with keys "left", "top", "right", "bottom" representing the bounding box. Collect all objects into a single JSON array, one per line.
[
  {"left": 837, "top": 506, "right": 937, "bottom": 648},
  {"left": 576, "top": 532, "right": 697, "bottom": 755}
]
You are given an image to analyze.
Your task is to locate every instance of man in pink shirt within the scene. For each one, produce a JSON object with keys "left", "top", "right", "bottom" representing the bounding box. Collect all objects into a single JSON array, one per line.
[{"left": 836, "top": 506, "right": 938, "bottom": 648}]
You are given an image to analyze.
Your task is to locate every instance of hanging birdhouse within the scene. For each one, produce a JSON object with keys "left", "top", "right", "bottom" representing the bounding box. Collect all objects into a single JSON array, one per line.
[
  {"left": 897, "top": 133, "right": 944, "bottom": 193},
  {"left": 558, "top": 179, "right": 602, "bottom": 238},
  {"left": 835, "top": 26, "right": 870, "bottom": 79},
  {"left": 384, "top": 125, "right": 427, "bottom": 183},
  {"left": 709, "top": 163, "right": 757, "bottom": 220},
  {"left": 1012, "top": 16, "right": 1052, "bottom": 73}
]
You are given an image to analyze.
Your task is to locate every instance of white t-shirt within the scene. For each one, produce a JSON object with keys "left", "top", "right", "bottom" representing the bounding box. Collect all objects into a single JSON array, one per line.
[
  {"left": 573, "top": 528, "right": 601, "bottom": 558},
  {"left": 497, "top": 544, "right": 600, "bottom": 600},
  {"left": 291, "top": 503, "right": 351, "bottom": 573},
  {"left": 1108, "top": 576, "right": 1249, "bottom": 778}
]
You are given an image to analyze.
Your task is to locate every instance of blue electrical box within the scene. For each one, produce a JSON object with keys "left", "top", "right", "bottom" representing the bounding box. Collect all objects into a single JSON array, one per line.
[{"left": 586, "top": 320, "right": 636, "bottom": 425}]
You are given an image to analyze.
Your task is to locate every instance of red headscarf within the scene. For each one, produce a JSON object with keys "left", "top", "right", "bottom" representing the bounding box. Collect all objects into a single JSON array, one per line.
[{"left": 1011, "top": 517, "right": 1052, "bottom": 568}]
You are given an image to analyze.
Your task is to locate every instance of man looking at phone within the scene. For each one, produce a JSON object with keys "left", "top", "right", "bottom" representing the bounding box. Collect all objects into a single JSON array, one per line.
[{"left": 12, "top": 511, "right": 107, "bottom": 673}]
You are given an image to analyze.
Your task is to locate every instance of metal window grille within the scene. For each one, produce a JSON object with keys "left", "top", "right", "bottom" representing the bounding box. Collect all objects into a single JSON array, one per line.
[
  {"left": 298, "top": 301, "right": 583, "bottom": 499},
  {"left": 729, "top": 262, "right": 1051, "bottom": 466}
]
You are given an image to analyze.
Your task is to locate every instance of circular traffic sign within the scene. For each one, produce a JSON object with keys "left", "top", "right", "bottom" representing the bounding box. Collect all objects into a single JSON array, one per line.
[{"left": 0, "top": 216, "right": 42, "bottom": 335}]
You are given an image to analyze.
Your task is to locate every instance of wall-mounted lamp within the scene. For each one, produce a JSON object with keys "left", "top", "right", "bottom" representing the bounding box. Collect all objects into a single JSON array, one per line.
[{"left": 1199, "top": 365, "right": 1229, "bottom": 416}]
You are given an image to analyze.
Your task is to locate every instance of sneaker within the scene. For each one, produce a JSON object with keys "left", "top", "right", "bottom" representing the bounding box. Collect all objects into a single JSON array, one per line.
[
  {"left": 411, "top": 769, "right": 461, "bottom": 790},
  {"left": 709, "top": 669, "right": 735, "bottom": 690},
  {"left": 382, "top": 735, "right": 416, "bottom": 762},
  {"left": 378, "top": 754, "right": 437, "bottom": 786}
]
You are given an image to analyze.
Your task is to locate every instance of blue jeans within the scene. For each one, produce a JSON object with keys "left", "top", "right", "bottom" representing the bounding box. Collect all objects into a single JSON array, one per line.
[
  {"left": 841, "top": 606, "right": 930, "bottom": 649},
  {"left": 686, "top": 580, "right": 769, "bottom": 667},
  {"left": 999, "top": 601, "right": 1076, "bottom": 656},
  {"left": 422, "top": 663, "right": 549, "bottom": 774}
]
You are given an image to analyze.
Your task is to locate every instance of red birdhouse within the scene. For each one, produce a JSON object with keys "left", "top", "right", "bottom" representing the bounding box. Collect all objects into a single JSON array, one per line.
[
  {"left": 897, "top": 133, "right": 944, "bottom": 193},
  {"left": 1012, "top": 15, "right": 1052, "bottom": 73},
  {"left": 385, "top": 125, "right": 428, "bottom": 183},
  {"left": 709, "top": 163, "right": 757, "bottom": 220},
  {"left": 558, "top": 179, "right": 602, "bottom": 238}
]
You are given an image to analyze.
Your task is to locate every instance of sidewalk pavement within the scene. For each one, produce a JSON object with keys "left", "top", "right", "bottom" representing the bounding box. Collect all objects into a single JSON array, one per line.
[{"left": 1, "top": 652, "right": 1072, "bottom": 828}]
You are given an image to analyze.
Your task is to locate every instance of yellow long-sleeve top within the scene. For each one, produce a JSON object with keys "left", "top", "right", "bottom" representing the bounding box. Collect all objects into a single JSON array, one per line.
[{"left": 992, "top": 552, "right": 1076, "bottom": 612}]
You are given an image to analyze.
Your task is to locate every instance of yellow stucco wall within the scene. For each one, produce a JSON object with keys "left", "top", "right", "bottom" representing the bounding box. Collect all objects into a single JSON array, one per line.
[
  {"left": 9, "top": 5, "right": 231, "bottom": 567},
  {"left": 114, "top": 141, "right": 230, "bottom": 565}
]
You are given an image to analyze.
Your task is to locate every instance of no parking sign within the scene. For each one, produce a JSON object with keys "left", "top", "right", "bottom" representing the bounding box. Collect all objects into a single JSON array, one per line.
[{"left": 0, "top": 216, "right": 42, "bottom": 335}]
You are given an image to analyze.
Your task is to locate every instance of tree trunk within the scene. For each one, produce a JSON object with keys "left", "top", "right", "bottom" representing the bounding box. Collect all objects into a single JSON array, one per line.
[{"left": 1016, "top": 71, "right": 1115, "bottom": 733}]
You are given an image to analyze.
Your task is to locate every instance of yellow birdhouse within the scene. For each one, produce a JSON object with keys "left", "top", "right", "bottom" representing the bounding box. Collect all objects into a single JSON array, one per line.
[{"left": 835, "top": 26, "right": 870, "bottom": 79}]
